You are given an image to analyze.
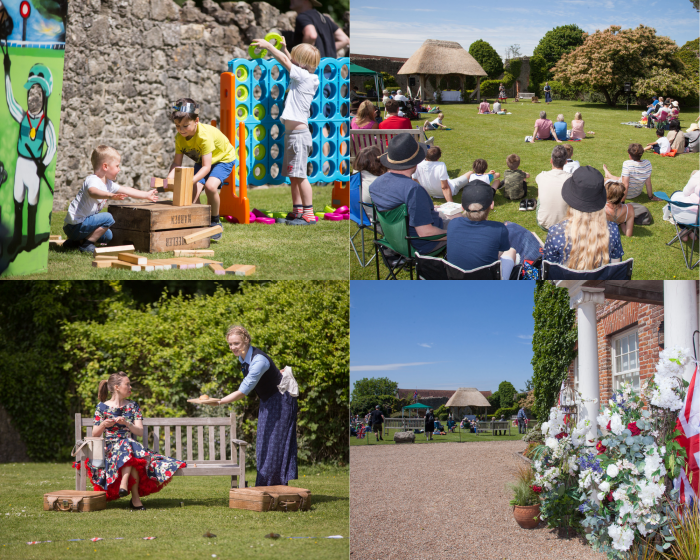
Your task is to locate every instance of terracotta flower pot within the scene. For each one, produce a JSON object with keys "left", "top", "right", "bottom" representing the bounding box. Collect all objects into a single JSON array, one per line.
[{"left": 513, "top": 504, "right": 541, "bottom": 529}]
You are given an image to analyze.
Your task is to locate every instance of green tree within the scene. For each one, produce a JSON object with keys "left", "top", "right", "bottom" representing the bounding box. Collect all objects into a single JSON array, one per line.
[
  {"left": 532, "top": 24, "right": 586, "bottom": 78},
  {"left": 531, "top": 282, "right": 578, "bottom": 423},
  {"left": 351, "top": 377, "right": 398, "bottom": 401},
  {"left": 691, "top": 0, "right": 698, "bottom": 11},
  {"left": 498, "top": 381, "right": 516, "bottom": 409},
  {"left": 487, "top": 391, "right": 500, "bottom": 414},
  {"left": 469, "top": 39, "right": 504, "bottom": 79},
  {"left": 528, "top": 54, "right": 549, "bottom": 95}
]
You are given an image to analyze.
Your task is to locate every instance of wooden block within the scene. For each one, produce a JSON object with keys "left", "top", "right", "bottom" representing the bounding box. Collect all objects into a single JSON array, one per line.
[
  {"left": 49, "top": 239, "right": 66, "bottom": 246},
  {"left": 174, "top": 250, "right": 215, "bottom": 257},
  {"left": 142, "top": 264, "right": 155, "bottom": 272},
  {"left": 224, "top": 265, "right": 255, "bottom": 276},
  {"left": 118, "top": 252, "right": 147, "bottom": 265},
  {"left": 49, "top": 235, "right": 62, "bottom": 240},
  {"left": 168, "top": 259, "right": 196, "bottom": 270},
  {"left": 92, "top": 260, "right": 113, "bottom": 268},
  {"left": 173, "top": 167, "right": 194, "bottom": 207},
  {"left": 145, "top": 260, "right": 166, "bottom": 271},
  {"left": 183, "top": 225, "right": 223, "bottom": 245},
  {"left": 147, "top": 259, "right": 178, "bottom": 270},
  {"left": 186, "top": 257, "right": 223, "bottom": 266},
  {"left": 94, "top": 244, "right": 135, "bottom": 255},
  {"left": 209, "top": 263, "right": 225, "bottom": 275},
  {"left": 109, "top": 227, "right": 210, "bottom": 253},
  {"left": 172, "top": 258, "right": 203, "bottom": 269},
  {"left": 151, "top": 177, "right": 174, "bottom": 191},
  {"left": 94, "top": 255, "right": 120, "bottom": 261},
  {"left": 108, "top": 203, "right": 211, "bottom": 233},
  {"left": 111, "top": 260, "right": 142, "bottom": 271}
]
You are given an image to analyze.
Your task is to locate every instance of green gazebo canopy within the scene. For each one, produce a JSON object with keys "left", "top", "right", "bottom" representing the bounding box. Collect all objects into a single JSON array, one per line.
[
  {"left": 403, "top": 403, "right": 430, "bottom": 409},
  {"left": 350, "top": 64, "right": 384, "bottom": 104}
]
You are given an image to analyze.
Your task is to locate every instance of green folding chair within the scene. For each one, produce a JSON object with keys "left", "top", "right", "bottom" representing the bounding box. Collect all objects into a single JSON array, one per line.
[{"left": 372, "top": 204, "right": 446, "bottom": 280}]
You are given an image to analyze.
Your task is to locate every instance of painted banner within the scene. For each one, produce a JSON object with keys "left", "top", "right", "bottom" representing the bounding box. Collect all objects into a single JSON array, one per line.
[{"left": 0, "top": 0, "right": 66, "bottom": 276}]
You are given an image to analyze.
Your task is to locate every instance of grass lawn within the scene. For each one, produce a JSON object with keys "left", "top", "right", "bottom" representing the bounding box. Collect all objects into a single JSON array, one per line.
[
  {"left": 0, "top": 463, "right": 348, "bottom": 560},
  {"left": 6, "top": 186, "right": 349, "bottom": 280},
  {"left": 351, "top": 99, "right": 700, "bottom": 280},
  {"left": 350, "top": 427, "right": 525, "bottom": 446}
]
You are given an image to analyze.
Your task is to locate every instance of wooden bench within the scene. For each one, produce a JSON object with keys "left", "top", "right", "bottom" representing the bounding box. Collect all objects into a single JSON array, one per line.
[
  {"left": 382, "top": 417, "right": 426, "bottom": 438},
  {"left": 475, "top": 420, "right": 512, "bottom": 436},
  {"left": 516, "top": 93, "right": 536, "bottom": 102},
  {"left": 350, "top": 128, "right": 424, "bottom": 167},
  {"left": 74, "top": 413, "right": 248, "bottom": 491}
]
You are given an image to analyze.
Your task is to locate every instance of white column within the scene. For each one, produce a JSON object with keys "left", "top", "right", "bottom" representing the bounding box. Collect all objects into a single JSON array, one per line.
[
  {"left": 664, "top": 280, "right": 699, "bottom": 382},
  {"left": 570, "top": 287, "right": 606, "bottom": 441}
]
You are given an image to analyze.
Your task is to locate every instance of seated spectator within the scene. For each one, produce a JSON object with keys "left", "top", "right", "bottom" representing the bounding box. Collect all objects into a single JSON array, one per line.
[
  {"left": 570, "top": 112, "right": 587, "bottom": 140},
  {"left": 605, "top": 181, "right": 635, "bottom": 237},
  {"left": 685, "top": 123, "right": 700, "bottom": 153},
  {"left": 535, "top": 145, "right": 571, "bottom": 231},
  {"left": 645, "top": 97, "right": 659, "bottom": 116},
  {"left": 493, "top": 100, "right": 502, "bottom": 113},
  {"left": 394, "top": 89, "right": 409, "bottom": 102},
  {"left": 667, "top": 120, "right": 685, "bottom": 153},
  {"left": 532, "top": 111, "right": 561, "bottom": 142},
  {"left": 412, "top": 146, "right": 471, "bottom": 202},
  {"left": 350, "top": 98, "right": 361, "bottom": 119},
  {"left": 354, "top": 145, "right": 387, "bottom": 207},
  {"left": 382, "top": 89, "right": 390, "bottom": 104},
  {"left": 351, "top": 100, "right": 379, "bottom": 130},
  {"left": 424, "top": 112, "right": 447, "bottom": 131},
  {"left": 503, "top": 221, "right": 545, "bottom": 264},
  {"left": 602, "top": 143, "right": 659, "bottom": 201},
  {"left": 369, "top": 134, "right": 446, "bottom": 254},
  {"left": 446, "top": 180, "right": 516, "bottom": 279},
  {"left": 644, "top": 128, "right": 671, "bottom": 154},
  {"left": 674, "top": 170, "right": 700, "bottom": 241},
  {"left": 502, "top": 153, "right": 529, "bottom": 202},
  {"left": 553, "top": 114, "right": 567, "bottom": 141},
  {"left": 464, "top": 158, "right": 501, "bottom": 190},
  {"left": 350, "top": 86, "right": 360, "bottom": 102},
  {"left": 544, "top": 166, "right": 624, "bottom": 269},
  {"left": 651, "top": 101, "right": 670, "bottom": 126},
  {"left": 562, "top": 144, "right": 580, "bottom": 174},
  {"left": 378, "top": 99, "right": 412, "bottom": 130},
  {"left": 478, "top": 100, "right": 491, "bottom": 114},
  {"left": 669, "top": 101, "right": 680, "bottom": 121}
]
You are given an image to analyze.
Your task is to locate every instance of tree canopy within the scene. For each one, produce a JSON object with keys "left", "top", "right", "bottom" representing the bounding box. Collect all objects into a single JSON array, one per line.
[
  {"left": 351, "top": 377, "right": 398, "bottom": 401},
  {"left": 532, "top": 24, "right": 586, "bottom": 77},
  {"left": 552, "top": 25, "right": 692, "bottom": 106},
  {"left": 498, "top": 381, "right": 517, "bottom": 409},
  {"left": 468, "top": 39, "right": 504, "bottom": 79}
]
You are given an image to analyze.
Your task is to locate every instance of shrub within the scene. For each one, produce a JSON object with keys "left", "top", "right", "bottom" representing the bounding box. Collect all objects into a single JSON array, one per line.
[
  {"left": 478, "top": 79, "right": 502, "bottom": 97},
  {"left": 494, "top": 405, "right": 519, "bottom": 419}
]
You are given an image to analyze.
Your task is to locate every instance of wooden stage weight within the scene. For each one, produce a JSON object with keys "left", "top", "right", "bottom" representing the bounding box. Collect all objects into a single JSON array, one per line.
[{"left": 173, "top": 167, "right": 194, "bottom": 206}]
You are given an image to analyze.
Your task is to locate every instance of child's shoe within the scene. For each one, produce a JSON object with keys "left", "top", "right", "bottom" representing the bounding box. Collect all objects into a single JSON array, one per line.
[
  {"left": 519, "top": 200, "right": 528, "bottom": 211},
  {"left": 526, "top": 199, "right": 536, "bottom": 211}
]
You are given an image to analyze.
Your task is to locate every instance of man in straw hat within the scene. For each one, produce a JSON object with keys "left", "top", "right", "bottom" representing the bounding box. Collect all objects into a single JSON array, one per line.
[
  {"left": 446, "top": 180, "right": 516, "bottom": 278},
  {"left": 291, "top": 0, "right": 349, "bottom": 58},
  {"left": 369, "top": 134, "right": 447, "bottom": 254},
  {"left": 684, "top": 123, "right": 699, "bottom": 153}
]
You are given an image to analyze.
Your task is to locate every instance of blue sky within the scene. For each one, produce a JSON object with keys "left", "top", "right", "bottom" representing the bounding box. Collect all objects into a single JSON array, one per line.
[
  {"left": 350, "top": 0, "right": 699, "bottom": 59},
  {"left": 4, "top": 0, "right": 64, "bottom": 43},
  {"left": 350, "top": 281, "right": 537, "bottom": 395}
]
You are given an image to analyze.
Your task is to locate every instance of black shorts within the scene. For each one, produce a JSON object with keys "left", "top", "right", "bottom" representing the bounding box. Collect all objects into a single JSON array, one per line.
[{"left": 372, "top": 424, "right": 382, "bottom": 433}]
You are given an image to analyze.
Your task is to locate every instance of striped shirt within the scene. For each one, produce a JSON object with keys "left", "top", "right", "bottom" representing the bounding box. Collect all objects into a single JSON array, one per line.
[{"left": 621, "top": 159, "right": 652, "bottom": 199}]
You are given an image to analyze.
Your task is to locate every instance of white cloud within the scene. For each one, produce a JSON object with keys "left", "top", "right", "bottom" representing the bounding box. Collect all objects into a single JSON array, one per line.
[
  {"left": 517, "top": 334, "right": 533, "bottom": 341},
  {"left": 350, "top": 362, "right": 440, "bottom": 371},
  {"left": 418, "top": 343, "right": 433, "bottom": 348}
]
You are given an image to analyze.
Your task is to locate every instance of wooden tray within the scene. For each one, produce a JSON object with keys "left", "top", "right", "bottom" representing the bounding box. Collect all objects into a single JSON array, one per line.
[{"left": 187, "top": 398, "right": 221, "bottom": 405}]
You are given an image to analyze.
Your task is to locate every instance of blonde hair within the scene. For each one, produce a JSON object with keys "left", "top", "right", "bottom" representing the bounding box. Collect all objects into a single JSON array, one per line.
[
  {"left": 354, "top": 100, "right": 375, "bottom": 127},
  {"left": 91, "top": 145, "right": 120, "bottom": 171},
  {"left": 290, "top": 43, "right": 320, "bottom": 72},
  {"left": 226, "top": 325, "right": 251, "bottom": 344},
  {"left": 98, "top": 372, "right": 129, "bottom": 403},
  {"left": 606, "top": 181, "right": 626, "bottom": 206},
  {"left": 574, "top": 112, "right": 582, "bottom": 120},
  {"left": 563, "top": 207, "right": 610, "bottom": 270}
]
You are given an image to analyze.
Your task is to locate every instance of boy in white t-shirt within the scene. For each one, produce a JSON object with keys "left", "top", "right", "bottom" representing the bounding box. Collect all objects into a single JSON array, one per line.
[
  {"left": 464, "top": 158, "right": 501, "bottom": 190},
  {"left": 424, "top": 112, "right": 447, "bottom": 131},
  {"left": 251, "top": 37, "right": 320, "bottom": 224},
  {"left": 412, "top": 146, "right": 471, "bottom": 202},
  {"left": 63, "top": 146, "right": 158, "bottom": 252},
  {"left": 644, "top": 128, "right": 671, "bottom": 155}
]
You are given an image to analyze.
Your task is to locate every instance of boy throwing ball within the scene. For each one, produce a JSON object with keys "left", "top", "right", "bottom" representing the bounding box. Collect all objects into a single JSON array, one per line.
[{"left": 251, "top": 38, "right": 320, "bottom": 225}]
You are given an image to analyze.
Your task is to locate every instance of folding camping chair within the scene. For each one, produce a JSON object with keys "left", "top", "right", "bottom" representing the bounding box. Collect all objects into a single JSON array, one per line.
[
  {"left": 540, "top": 259, "right": 634, "bottom": 280},
  {"left": 654, "top": 191, "right": 699, "bottom": 270},
  {"left": 372, "top": 204, "right": 446, "bottom": 280},
  {"left": 349, "top": 172, "right": 375, "bottom": 267},
  {"left": 414, "top": 252, "right": 502, "bottom": 279}
]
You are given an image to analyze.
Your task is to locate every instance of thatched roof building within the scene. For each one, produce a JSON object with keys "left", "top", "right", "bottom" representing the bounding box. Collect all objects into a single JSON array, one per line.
[
  {"left": 446, "top": 387, "right": 491, "bottom": 418},
  {"left": 398, "top": 39, "right": 488, "bottom": 102}
]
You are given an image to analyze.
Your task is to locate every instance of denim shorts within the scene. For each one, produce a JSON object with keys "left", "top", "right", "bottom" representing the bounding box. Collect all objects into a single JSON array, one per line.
[
  {"left": 194, "top": 160, "right": 235, "bottom": 187},
  {"left": 63, "top": 212, "right": 115, "bottom": 242}
]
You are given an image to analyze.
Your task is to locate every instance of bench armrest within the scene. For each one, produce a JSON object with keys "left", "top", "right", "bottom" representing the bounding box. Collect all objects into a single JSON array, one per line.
[{"left": 231, "top": 438, "right": 248, "bottom": 447}]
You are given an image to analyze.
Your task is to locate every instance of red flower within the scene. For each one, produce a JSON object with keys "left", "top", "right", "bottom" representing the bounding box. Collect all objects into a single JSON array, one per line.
[
  {"left": 164, "top": 471, "right": 172, "bottom": 477},
  {"left": 596, "top": 441, "right": 607, "bottom": 455},
  {"left": 607, "top": 491, "right": 614, "bottom": 502},
  {"left": 555, "top": 432, "right": 568, "bottom": 440},
  {"left": 627, "top": 422, "right": 641, "bottom": 436},
  {"left": 532, "top": 485, "right": 542, "bottom": 494},
  {"left": 606, "top": 421, "right": 611, "bottom": 431}
]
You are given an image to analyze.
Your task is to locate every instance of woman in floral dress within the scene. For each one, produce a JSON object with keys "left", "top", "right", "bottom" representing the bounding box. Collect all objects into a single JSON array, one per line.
[{"left": 73, "top": 372, "right": 186, "bottom": 510}]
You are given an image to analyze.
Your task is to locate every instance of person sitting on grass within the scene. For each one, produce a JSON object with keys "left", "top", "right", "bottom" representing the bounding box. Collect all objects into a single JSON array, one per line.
[
  {"left": 562, "top": 144, "right": 580, "bottom": 174},
  {"left": 424, "top": 112, "right": 447, "bottom": 132},
  {"left": 531, "top": 111, "right": 561, "bottom": 142},
  {"left": 602, "top": 143, "right": 660, "bottom": 202},
  {"left": 644, "top": 128, "right": 671, "bottom": 155},
  {"left": 492, "top": 99, "right": 502, "bottom": 113},
  {"left": 604, "top": 181, "right": 635, "bottom": 238},
  {"left": 535, "top": 145, "right": 571, "bottom": 231},
  {"left": 553, "top": 114, "right": 567, "bottom": 141},
  {"left": 354, "top": 145, "right": 387, "bottom": 208},
  {"left": 412, "top": 146, "right": 471, "bottom": 202},
  {"left": 446, "top": 180, "right": 517, "bottom": 279},
  {"left": 464, "top": 158, "right": 501, "bottom": 190},
  {"left": 569, "top": 112, "right": 587, "bottom": 140},
  {"left": 667, "top": 120, "right": 686, "bottom": 153},
  {"left": 685, "top": 123, "right": 700, "bottom": 153},
  {"left": 544, "top": 166, "right": 624, "bottom": 269},
  {"left": 63, "top": 145, "right": 158, "bottom": 252},
  {"left": 502, "top": 153, "right": 530, "bottom": 204},
  {"left": 379, "top": 99, "right": 412, "bottom": 130},
  {"left": 478, "top": 100, "right": 491, "bottom": 114}
]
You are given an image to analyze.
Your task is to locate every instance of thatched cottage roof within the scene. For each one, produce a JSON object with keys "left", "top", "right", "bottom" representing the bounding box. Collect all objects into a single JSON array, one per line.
[
  {"left": 446, "top": 387, "right": 491, "bottom": 408},
  {"left": 398, "top": 39, "right": 487, "bottom": 77}
]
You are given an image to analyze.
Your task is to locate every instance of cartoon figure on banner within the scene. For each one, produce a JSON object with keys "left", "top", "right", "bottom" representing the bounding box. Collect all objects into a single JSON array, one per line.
[{"left": 3, "top": 49, "right": 56, "bottom": 253}]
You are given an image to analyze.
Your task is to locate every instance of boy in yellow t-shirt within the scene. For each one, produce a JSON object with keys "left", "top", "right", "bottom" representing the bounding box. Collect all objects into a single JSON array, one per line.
[{"left": 167, "top": 98, "right": 236, "bottom": 240}]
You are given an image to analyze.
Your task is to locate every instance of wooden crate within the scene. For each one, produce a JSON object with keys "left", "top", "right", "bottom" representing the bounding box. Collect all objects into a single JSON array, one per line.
[
  {"left": 110, "top": 226, "right": 211, "bottom": 252},
  {"left": 44, "top": 490, "right": 106, "bottom": 512},
  {"left": 108, "top": 202, "right": 210, "bottom": 233},
  {"left": 229, "top": 486, "right": 311, "bottom": 512}
]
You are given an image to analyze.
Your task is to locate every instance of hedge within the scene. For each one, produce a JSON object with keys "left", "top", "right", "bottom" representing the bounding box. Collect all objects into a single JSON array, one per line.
[{"left": 493, "top": 405, "right": 519, "bottom": 419}]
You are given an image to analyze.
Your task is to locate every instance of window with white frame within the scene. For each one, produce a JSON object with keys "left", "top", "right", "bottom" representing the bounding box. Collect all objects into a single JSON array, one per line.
[{"left": 612, "top": 329, "right": 639, "bottom": 392}]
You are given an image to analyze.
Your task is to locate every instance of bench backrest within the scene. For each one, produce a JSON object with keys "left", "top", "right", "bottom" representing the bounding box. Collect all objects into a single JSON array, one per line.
[
  {"left": 75, "top": 413, "right": 238, "bottom": 464},
  {"left": 350, "top": 128, "right": 422, "bottom": 164}
]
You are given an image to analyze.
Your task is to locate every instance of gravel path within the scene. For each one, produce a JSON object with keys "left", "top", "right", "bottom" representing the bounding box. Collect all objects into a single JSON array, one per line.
[{"left": 350, "top": 441, "right": 606, "bottom": 560}]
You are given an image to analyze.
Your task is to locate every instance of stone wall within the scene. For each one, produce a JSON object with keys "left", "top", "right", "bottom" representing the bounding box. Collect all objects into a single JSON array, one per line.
[
  {"left": 505, "top": 56, "right": 530, "bottom": 96},
  {"left": 54, "top": 0, "right": 349, "bottom": 211},
  {"left": 350, "top": 56, "right": 413, "bottom": 95}
]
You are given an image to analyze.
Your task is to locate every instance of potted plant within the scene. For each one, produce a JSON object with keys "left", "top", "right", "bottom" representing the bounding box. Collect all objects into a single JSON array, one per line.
[{"left": 507, "top": 464, "right": 541, "bottom": 529}]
